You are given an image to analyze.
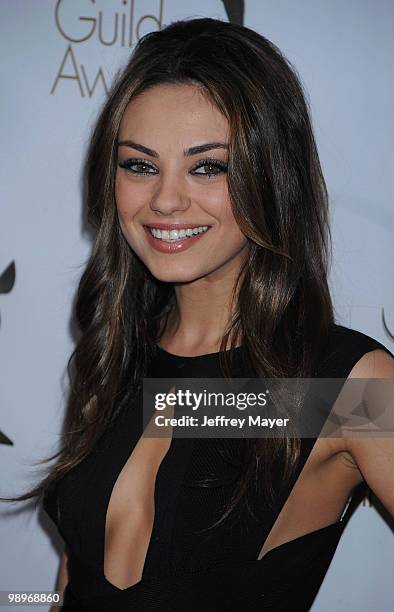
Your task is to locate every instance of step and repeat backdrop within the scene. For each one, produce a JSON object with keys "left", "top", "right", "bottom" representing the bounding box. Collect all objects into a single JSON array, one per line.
[{"left": 1, "top": 1, "right": 393, "bottom": 610}]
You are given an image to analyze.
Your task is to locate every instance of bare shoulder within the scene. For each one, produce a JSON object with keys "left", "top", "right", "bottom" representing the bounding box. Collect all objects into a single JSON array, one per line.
[
  {"left": 340, "top": 347, "right": 394, "bottom": 517},
  {"left": 312, "top": 348, "right": 394, "bottom": 471},
  {"left": 348, "top": 348, "right": 394, "bottom": 377}
]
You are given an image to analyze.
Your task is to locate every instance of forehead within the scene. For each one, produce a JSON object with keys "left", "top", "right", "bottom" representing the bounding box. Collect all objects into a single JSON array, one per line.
[{"left": 118, "top": 83, "right": 229, "bottom": 143}]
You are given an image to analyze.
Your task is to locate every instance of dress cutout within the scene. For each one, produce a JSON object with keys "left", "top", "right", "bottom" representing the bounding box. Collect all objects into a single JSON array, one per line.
[{"left": 42, "top": 324, "right": 394, "bottom": 610}]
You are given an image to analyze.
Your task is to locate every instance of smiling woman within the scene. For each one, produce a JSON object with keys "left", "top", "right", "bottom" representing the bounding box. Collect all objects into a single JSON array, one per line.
[
  {"left": 115, "top": 83, "right": 248, "bottom": 278},
  {"left": 2, "top": 16, "right": 394, "bottom": 612}
]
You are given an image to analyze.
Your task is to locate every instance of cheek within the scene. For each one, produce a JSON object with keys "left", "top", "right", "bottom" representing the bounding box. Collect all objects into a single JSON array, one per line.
[
  {"left": 209, "top": 189, "right": 245, "bottom": 241},
  {"left": 115, "top": 174, "right": 127, "bottom": 215},
  {"left": 198, "top": 183, "right": 232, "bottom": 220},
  {"left": 115, "top": 174, "right": 145, "bottom": 221}
]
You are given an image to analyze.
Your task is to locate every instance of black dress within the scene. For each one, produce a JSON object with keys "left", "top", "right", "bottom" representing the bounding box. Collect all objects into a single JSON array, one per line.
[{"left": 43, "top": 324, "right": 393, "bottom": 611}]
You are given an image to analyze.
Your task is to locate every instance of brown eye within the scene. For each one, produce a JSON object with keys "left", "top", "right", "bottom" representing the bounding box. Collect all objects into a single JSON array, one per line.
[
  {"left": 118, "top": 159, "right": 157, "bottom": 175},
  {"left": 191, "top": 159, "right": 228, "bottom": 178}
]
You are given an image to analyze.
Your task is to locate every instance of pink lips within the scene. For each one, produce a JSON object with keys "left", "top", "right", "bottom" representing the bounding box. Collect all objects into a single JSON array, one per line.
[{"left": 143, "top": 225, "right": 211, "bottom": 254}]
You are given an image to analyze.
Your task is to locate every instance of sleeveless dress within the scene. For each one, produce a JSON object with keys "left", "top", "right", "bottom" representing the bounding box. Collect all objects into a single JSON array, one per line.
[{"left": 43, "top": 323, "right": 394, "bottom": 611}]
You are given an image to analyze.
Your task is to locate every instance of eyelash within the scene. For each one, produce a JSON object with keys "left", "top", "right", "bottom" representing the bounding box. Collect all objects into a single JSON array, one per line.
[{"left": 118, "top": 157, "right": 228, "bottom": 178}]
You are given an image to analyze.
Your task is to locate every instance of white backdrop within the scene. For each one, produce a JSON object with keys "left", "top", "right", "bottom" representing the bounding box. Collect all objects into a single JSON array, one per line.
[{"left": 1, "top": 1, "right": 393, "bottom": 610}]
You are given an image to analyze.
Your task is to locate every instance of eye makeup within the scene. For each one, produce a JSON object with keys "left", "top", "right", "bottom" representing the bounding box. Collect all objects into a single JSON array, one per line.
[
  {"left": 118, "top": 157, "right": 228, "bottom": 178},
  {"left": 190, "top": 158, "right": 228, "bottom": 177}
]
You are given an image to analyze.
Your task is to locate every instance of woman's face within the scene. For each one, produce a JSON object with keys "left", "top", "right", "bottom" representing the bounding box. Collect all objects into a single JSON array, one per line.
[{"left": 115, "top": 83, "right": 249, "bottom": 283}]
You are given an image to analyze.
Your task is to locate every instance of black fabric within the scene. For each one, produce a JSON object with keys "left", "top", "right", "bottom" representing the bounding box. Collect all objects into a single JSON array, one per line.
[{"left": 43, "top": 323, "right": 393, "bottom": 611}]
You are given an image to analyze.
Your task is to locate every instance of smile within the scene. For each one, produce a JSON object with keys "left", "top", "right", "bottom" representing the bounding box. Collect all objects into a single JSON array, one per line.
[
  {"left": 143, "top": 225, "right": 211, "bottom": 254},
  {"left": 149, "top": 226, "right": 209, "bottom": 242}
]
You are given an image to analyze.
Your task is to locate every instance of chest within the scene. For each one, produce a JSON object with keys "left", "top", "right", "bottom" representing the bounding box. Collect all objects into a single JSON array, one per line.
[{"left": 56, "top": 404, "right": 364, "bottom": 589}]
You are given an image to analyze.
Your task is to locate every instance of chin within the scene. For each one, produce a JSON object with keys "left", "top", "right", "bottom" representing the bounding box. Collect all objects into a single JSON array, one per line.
[{"left": 146, "top": 263, "right": 207, "bottom": 284}]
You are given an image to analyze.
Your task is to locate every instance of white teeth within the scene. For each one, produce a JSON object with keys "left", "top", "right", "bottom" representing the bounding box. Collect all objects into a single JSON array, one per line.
[{"left": 149, "top": 226, "right": 209, "bottom": 242}]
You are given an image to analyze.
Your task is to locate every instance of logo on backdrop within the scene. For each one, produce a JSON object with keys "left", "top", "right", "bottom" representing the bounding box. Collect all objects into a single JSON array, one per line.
[
  {"left": 382, "top": 307, "right": 394, "bottom": 342},
  {"left": 222, "top": 0, "right": 244, "bottom": 25},
  {"left": 50, "top": 0, "right": 245, "bottom": 98},
  {"left": 0, "top": 262, "right": 15, "bottom": 446},
  {"left": 51, "top": 0, "right": 165, "bottom": 98}
]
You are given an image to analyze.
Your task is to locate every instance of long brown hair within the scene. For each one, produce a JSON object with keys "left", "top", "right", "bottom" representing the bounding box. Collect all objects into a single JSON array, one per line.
[{"left": 1, "top": 17, "right": 334, "bottom": 524}]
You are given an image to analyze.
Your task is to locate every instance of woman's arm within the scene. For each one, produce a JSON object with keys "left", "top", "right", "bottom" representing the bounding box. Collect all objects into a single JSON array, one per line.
[
  {"left": 50, "top": 545, "right": 69, "bottom": 611},
  {"left": 344, "top": 349, "right": 394, "bottom": 517}
]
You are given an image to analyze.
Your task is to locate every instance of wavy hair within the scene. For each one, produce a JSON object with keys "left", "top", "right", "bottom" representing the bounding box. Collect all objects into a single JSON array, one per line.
[{"left": 1, "top": 17, "right": 334, "bottom": 526}]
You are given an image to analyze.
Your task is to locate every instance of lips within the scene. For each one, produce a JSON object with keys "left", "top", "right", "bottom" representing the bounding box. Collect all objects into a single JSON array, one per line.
[
  {"left": 143, "top": 224, "right": 211, "bottom": 254},
  {"left": 144, "top": 223, "right": 210, "bottom": 231}
]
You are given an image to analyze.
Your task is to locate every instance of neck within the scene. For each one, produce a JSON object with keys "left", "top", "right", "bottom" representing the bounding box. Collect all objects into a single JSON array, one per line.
[{"left": 159, "top": 264, "right": 244, "bottom": 355}]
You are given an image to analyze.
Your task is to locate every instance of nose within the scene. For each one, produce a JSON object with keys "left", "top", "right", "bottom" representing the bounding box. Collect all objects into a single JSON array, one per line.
[{"left": 149, "top": 172, "right": 191, "bottom": 216}]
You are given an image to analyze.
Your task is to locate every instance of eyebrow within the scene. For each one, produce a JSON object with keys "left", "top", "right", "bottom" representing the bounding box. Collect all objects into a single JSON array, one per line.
[{"left": 116, "top": 140, "right": 229, "bottom": 158}]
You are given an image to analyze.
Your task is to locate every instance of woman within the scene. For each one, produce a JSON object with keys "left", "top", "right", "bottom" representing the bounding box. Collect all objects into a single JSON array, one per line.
[{"left": 2, "top": 17, "right": 393, "bottom": 611}]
